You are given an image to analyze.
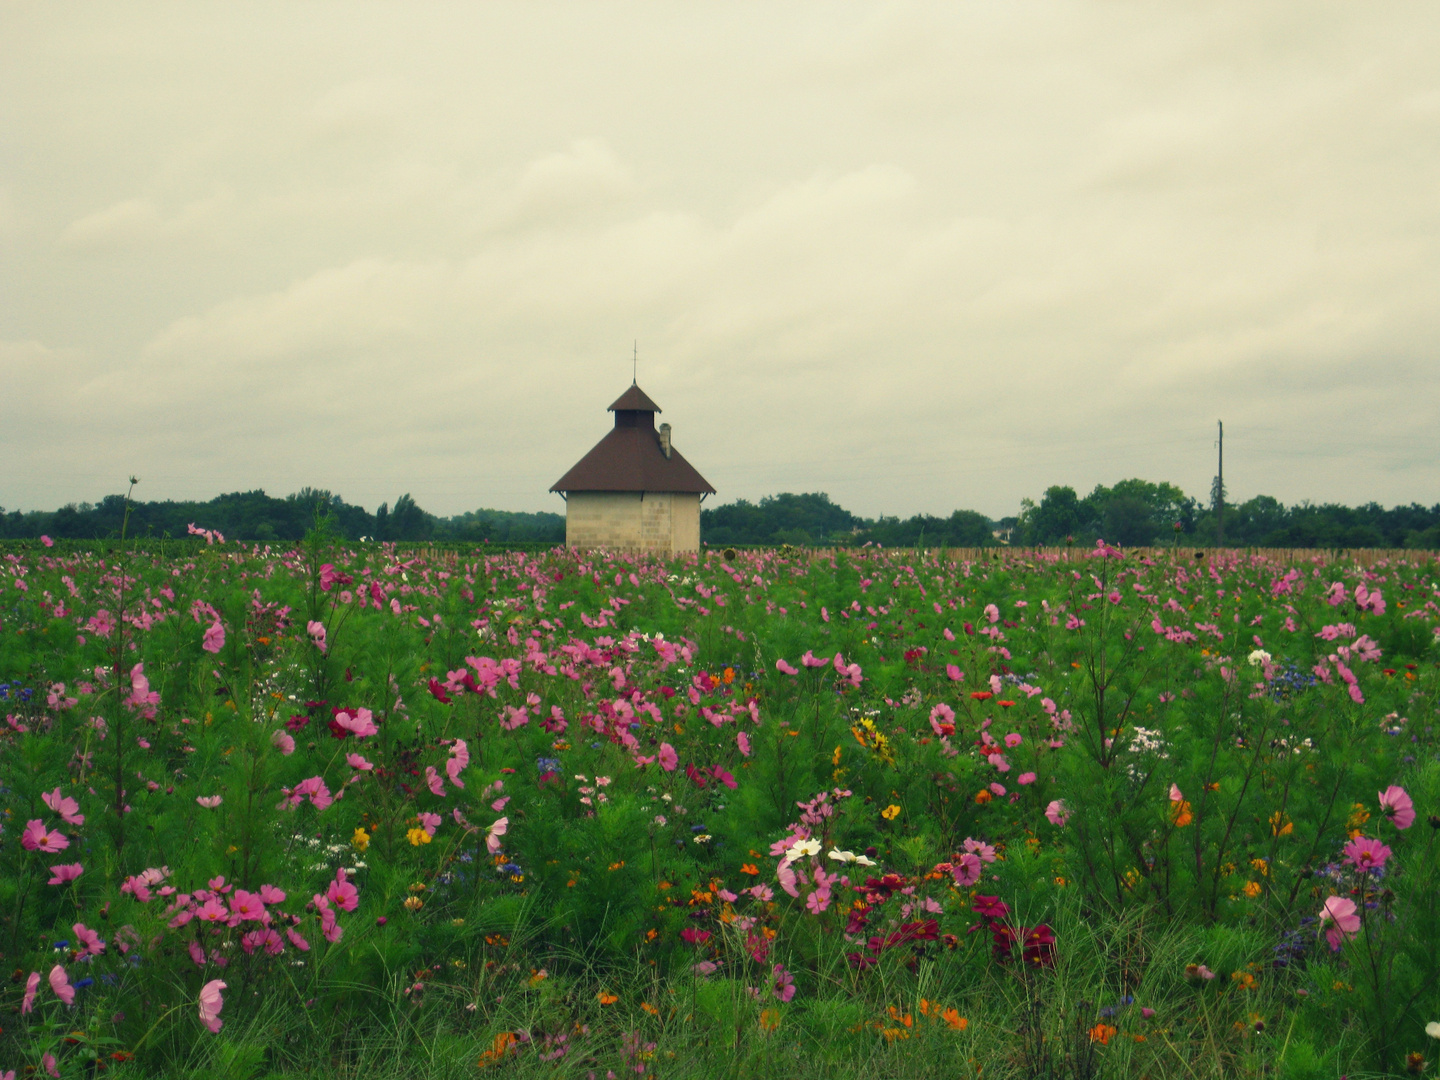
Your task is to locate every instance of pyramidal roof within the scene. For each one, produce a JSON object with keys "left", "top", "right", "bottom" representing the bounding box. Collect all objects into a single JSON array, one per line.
[
  {"left": 551, "top": 384, "right": 715, "bottom": 495},
  {"left": 608, "top": 384, "right": 662, "bottom": 413}
]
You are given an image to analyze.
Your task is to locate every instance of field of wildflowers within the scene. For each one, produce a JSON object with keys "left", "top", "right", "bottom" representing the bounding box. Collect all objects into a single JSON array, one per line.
[{"left": 1, "top": 523, "right": 1438, "bottom": 1078}]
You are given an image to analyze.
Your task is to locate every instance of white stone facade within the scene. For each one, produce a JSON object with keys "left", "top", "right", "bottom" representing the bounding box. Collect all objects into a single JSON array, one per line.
[{"left": 565, "top": 491, "right": 701, "bottom": 554}]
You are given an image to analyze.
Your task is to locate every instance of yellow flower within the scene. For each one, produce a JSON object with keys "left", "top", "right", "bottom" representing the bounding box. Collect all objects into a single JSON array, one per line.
[
  {"left": 1269, "top": 811, "right": 1293, "bottom": 837},
  {"left": 1242, "top": 880, "right": 1262, "bottom": 898},
  {"left": 881, "top": 804, "right": 901, "bottom": 821},
  {"left": 406, "top": 827, "right": 432, "bottom": 846},
  {"left": 403, "top": 896, "right": 424, "bottom": 911},
  {"left": 352, "top": 827, "right": 371, "bottom": 852}
]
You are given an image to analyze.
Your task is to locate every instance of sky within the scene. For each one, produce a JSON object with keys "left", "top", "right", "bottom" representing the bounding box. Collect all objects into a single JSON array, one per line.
[{"left": 3, "top": 2, "right": 1438, "bottom": 521}]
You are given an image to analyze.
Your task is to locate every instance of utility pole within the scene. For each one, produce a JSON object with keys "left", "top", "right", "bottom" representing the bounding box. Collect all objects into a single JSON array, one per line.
[{"left": 1216, "top": 420, "right": 1224, "bottom": 547}]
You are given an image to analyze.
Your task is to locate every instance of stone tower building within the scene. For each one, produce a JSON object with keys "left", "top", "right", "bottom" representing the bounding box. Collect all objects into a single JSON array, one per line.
[{"left": 550, "top": 383, "right": 715, "bottom": 553}]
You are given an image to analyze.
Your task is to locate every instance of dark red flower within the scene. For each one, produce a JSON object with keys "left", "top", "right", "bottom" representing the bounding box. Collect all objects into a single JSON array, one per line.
[
  {"left": 427, "top": 678, "right": 452, "bottom": 704},
  {"left": 973, "top": 895, "right": 1009, "bottom": 920}
]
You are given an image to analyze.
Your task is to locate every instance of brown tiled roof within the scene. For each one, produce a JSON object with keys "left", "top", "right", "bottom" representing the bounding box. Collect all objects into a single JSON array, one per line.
[
  {"left": 551, "top": 385, "right": 715, "bottom": 494},
  {"left": 608, "top": 384, "right": 662, "bottom": 413}
]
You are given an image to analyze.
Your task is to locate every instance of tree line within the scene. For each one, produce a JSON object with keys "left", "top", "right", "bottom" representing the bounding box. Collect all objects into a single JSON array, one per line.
[
  {"left": 0, "top": 489, "right": 566, "bottom": 544},
  {"left": 3, "top": 481, "right": 1437, "bottom": 549}
]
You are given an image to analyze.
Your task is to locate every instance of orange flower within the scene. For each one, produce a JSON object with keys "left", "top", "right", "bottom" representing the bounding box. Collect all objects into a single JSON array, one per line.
[
  {"left": 477, "top": 1032, "right": 521, "bottom": 1067},
  {"left": 1088, "top": 1023, "right": 1117, "bottom": 1045},
  {"left": 1170, "top": 800, "right": 1193, "bottom": 827},
  {"left": 723, "top": 667, "right": 736, "bottom": 684},
  {"left": 759, "top": 1008, "right": 781, "bottom": 1032},
  {"left": 597, "top": 991, "right": 618, "bottom": 1005},
  {"left": 740, "top": 863, "right": 760, "bottom": 875},
  {"left": 942, "top": 1008, "right": 967, "bottom": 1030},
  {"left": 641, "top": 1001, "right": 659, "bottom": 1016},
  {"left": 975, "top": 790, "right": 992, "bottom": 804}
]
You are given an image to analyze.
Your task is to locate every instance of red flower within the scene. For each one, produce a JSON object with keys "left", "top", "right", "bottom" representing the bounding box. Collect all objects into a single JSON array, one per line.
[
  {"left": 973, "top": 895, "right": 1009, "bottom": 919},
  {"left": 427, "top": 678, "right": 452, "bottom": 704},
  {"left": 970, "top": 691, "right": 993, "bottom": 701},
  {"left": 1021, "top": 923, "right": 1056, "bottom": 967}
]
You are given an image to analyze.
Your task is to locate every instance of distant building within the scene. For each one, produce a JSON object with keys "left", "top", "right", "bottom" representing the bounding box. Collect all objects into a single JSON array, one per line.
[{"left": 550, "top": 383, "right": 715, "bottom": 553}]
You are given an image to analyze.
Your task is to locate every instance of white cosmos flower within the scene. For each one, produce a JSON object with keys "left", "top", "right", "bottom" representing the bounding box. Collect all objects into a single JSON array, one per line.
[
  {"left": 1248, "top": 649, "right": 1272, "bottom": 667},
  {"left": 1427, "top": 1020, "right": 1440, "bottom": 1039},
  {"left": 783, "top": 837, "right": 821, "bottom": 864}
]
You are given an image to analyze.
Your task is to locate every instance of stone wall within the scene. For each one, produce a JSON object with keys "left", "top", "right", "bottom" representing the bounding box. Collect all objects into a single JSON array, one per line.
[{"left": 564, "top": 491, "right": 701, "bottom": 553}]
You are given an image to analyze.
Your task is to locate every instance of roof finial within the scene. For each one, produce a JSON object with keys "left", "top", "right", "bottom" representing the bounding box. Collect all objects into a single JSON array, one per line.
[{"left": 632, "top": 340, "right": 637, "bottom": 385}]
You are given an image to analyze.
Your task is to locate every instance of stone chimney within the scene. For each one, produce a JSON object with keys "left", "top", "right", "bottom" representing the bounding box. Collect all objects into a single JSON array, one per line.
[{"left": 658, "top": 422, "right": 672, "bottom": 459}]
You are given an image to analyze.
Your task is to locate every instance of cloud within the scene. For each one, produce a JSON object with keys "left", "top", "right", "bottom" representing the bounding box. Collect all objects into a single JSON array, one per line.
[
  {"left": 58, "top": 198, "right": 164, "bottom": 250},
  {"left": 6, "top": 3, "right": 1440, "bottom": 518}
]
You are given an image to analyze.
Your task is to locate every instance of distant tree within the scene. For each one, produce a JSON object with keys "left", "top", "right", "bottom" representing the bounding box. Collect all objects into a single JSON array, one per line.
[
  {"left": 390, "top": 494, "right": 432, "bottom": 541},
  {"left": 1024, "top": 486, "right": 1087, "bottom": 544}
]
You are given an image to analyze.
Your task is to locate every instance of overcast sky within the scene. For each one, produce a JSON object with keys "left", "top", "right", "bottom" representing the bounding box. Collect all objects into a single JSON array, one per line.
[{"left": 3, "top": 3, "right": 1438, "bottom": 521}]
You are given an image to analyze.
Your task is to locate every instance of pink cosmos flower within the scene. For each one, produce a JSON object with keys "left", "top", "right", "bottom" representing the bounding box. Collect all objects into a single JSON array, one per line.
[
  {"left": 326, "top": 869, "right": 359, "bottom": 912},
  {"left": 929, "top": 703, "right": 955, "bottom": 738},
  {"left": 333, "top": 708, "right": 377, "bottom": 737},
  {"left": 800, "top": 651, "right": 829, "bottom": 668},
  {"left": 196, "top": 795, "right": 222, "bottom": 808},
  {"left": 189, "top": 941, "right": 206, "bottom": 967},
  {"left": 1044, "top": 800, "right": 1070, "bottom": 827},
  {"left": 271, "top": 730, "right": 295, "bottom": 755},
  {"left": 42, "top": 1056, "right": 58, "bottom": 1079},
  {"left": 307, "top": 621, "right": 327, "bottom": 654},
  {"left": 291, "top": 776, "right": 334, "bottom": 810},
  {"left": 48, "top": 965, "right": 74, "bottom": 1006},
  {"left": 1004, "top": 732, "right": 1022, "bottom": 748},
  {"left": 771, "top": 963, "right": 796, "bottom": 1002},
  {"left": 41, "top": 788, "right": 84, "bottom": 826},
  {"left": 657, "top": 743, "right": 679, "bottom": 772},
  {"left": 951, "top": 852, "right": 983, "bottom": 886},
  {"left": 202, "top": 621, "right": 225, "bottom": 654},
  {"left": 125, "top": 663, "right": 160, "bottom": 717},
  {"left": 73, "top": 923, "right": 104, "bottom": 956},
  {"left": 775, "top": 658, "right": 799, "bottom": 676},
  {"left": 258, "top": 884, "right": 286, "bottom": 905},
  {"left": 445, "top": 739, "right": 469, "bottom": 787},
  {"left": 737, "top": 731, "right": 752, "bottom": 757},
  {"left": 346, "top": 753, "right": 374, "bottom": 771},
  {"left": 320, "top": 907, "right": 343, "bottom": 944},
  {"left": 21, "top": 971, "right": 39, "bottom": 1014},
  {"left": 1017, "top": 772, "right": 1037, "bottom": 786},
  {"left": 1378, "top": 785, "right": 1415, "bottom": 830},
  {"left": 805, "top": 889, "right": 832, "bottom": 914},
  {"left": 229, "top": 890, "right": 267, "bottom": 922},
  {"left": 963, "top": 838, "right": 998, "bottom": 863},
  {"left": 486, "top": 816, "right": 509, "bottom": 855},
  {"left": 946, "top": 664, "right": 964, "bottom": 681},
  {"left": 47, "top": 863, "right": 84, "bottom": 886},
  {"left": 1319, "top": 896, "right": 1361, "bottom": 951},
  {"left": 418, "top": 812, "right": 442, "bottom": 836},
  {"left": 21, "top": 819, "right": 69, "bottom": 853},
  {"left": 1341, "top": 835, "right": 1391, "bottom": 873},
  {"left": 425, "top": 766, "right": 446, "bottom": 796},
  {"left": 286, "top": 927, "right": 311, "bottom": 952},
  {"left": 196, "top": 898, "right": 229, "bottom": 923},
  {"left": 198, "top": 979, "right": 227, "bottom": 1033}
]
